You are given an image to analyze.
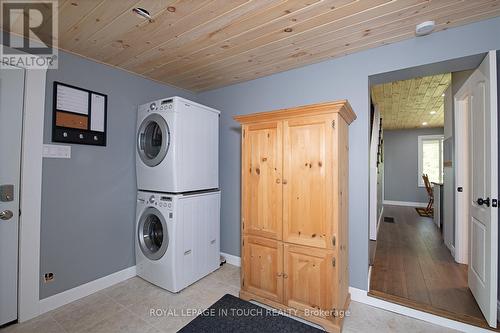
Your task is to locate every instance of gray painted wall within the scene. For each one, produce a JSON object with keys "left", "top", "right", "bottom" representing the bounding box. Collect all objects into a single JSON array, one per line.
[
  {"left": 40, "top": 51, "right": 196, "bottom": 298},
  {"left": 198, "top": 17, "right": 500, "bottom": 290},
  {"left": 383, "top": 128, "right": 444, "bottom": 203}
]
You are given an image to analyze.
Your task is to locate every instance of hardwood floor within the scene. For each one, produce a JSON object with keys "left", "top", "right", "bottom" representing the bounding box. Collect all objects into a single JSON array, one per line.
[{"left": 369, "top": 205, "right": 494, "bottom": 329}]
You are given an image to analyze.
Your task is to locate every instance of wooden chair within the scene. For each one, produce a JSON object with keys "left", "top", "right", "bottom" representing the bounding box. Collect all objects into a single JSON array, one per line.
[{"left": 422, "top": 174, "right": 434, "bottom": 214}]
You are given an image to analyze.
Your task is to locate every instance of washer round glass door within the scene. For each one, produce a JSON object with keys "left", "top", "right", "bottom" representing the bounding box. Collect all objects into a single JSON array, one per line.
[
  {"left": 137, "top": 113, "right": 170, "bottom": 167},
  {"left": 137, "top": 207, "right": 169, "bottom": 260}
]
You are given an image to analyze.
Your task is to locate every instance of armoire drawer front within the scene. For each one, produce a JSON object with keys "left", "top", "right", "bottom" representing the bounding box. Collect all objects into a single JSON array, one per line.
[
  {"left": 241, "top": 236, "right": 283, "bottom": 303},
  {"left": 241, "top": 122, "right": 282, "bottom": 240},
  {"left": 283, "top": 244, "right": 337, "bottom": 316}
]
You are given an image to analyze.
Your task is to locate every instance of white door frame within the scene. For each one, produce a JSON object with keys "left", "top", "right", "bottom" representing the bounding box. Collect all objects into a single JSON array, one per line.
[
  {"left": 454, "top": 82, "right": 471, "bottom": 265},
  {"left": 369, "top": 105, "right": 381, "bottom": 240},
  {"left": 2, "top": 54, "right": 47, "bottom": 322}
]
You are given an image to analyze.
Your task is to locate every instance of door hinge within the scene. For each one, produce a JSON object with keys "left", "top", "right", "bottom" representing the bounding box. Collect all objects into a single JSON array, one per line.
[
  {"left": 332, "top": 257, "right": 336, "bottom": 267},
  {"left": 242, "top": 239, "right": 245, "bottom": 246},
  {"left": 243, "top": 129, "right": 245, "bottom": 138},
  {"left": 331, "top": 120, "right": 335, "bottom": 129},
  {"left": 493, "top": 199, "right": 498, "bottom": 208},
  {"left": 242, "top": 278, "right": 245, "bottom": 287},
  {"left": 332, "top": 235, "right": 336, "bottom": 247}
]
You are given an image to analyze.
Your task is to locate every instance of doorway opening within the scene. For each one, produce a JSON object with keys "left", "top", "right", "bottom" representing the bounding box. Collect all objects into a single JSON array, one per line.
[{"left": 367, "top": 51, "right": 498, "bottom": 329}]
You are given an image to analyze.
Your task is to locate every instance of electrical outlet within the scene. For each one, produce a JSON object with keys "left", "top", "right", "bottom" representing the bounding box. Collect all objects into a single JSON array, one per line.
[{"left": 44, "top": 272, "right": 54, "bottom": 283}]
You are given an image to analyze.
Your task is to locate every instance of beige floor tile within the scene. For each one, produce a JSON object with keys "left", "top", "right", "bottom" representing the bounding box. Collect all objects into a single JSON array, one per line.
[
  {"left": 343, "top": 301, "right": 459, "bottom": 333},
  {"left": 78, "top": 308, "right": 161, "bottom": 333},
  {"left": 208, "top": 264, "right": 240, "bottom": 288},
  {"left": 0, "top": 313, "right": 65, "bottom": 333},
  {"left": 1, "top": 270, "right": 468, "bottom": 333},
  {"left": 102, "top": 277, "right": 166, "bottom": 308},
  {"left": 126, "top": 288, "right": 192, "bottom": 327},
  {"left": 50, "top": 292, "right": 124, "bottom": 332}
]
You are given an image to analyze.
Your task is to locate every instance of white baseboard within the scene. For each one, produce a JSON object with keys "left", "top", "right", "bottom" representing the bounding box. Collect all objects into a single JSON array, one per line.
[
  {"left": 38, "top": 266, "right": 136, "bottom": 315},
  {"left": 383, "top": 200, "right": 427, "bottom": 208},
  {"left": 375, "top": 206, "right": 384, "bottom": 239},
  {"left": 350, "top": 287, "right": 491, "bottom": 333},
  {"left": 446, "top": 242, "right": 456, "bottom": 259},
  {"left": 221, "top": 252, "right": 241, "bottom": 267}
]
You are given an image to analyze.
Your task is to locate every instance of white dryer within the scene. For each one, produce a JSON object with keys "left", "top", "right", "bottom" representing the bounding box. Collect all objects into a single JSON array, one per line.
[
  {"left": 135, "top": 190, "right": 220, "bottom": 292},
  {"left": 136, "top": 96, "right": 219, "bottom": 193}
]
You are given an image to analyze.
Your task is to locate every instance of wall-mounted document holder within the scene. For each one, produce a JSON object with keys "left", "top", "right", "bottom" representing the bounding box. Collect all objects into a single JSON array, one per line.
[{"left": 52, "top": 81, "right": 107, "bottom": 146}]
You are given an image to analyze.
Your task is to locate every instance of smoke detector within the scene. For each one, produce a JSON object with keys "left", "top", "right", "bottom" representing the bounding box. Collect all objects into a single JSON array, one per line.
[{"left": 415, "top": 21, "right": 436, "bottom": 37}]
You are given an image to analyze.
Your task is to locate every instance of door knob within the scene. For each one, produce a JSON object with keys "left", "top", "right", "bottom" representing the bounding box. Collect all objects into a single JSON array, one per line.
[
  {"left": 0, "top": 210, "right": 13, "bottom": 220},
  {"left": 477, "top": 197, "right": 490, "bottom": 207}
]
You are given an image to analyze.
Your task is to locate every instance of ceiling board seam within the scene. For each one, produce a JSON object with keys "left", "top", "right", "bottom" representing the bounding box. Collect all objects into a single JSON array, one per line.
[
  {"left": 116, "top": 0, "right": 260, "bottom": 70},
  {"left": 159, "top": 0, "right": 394, "bottom": 81},
  {"left": 144, "top": 0, "right": 336, "bottom": 74},
  {"left": 60, "top": 0, "right": 108, "bottom": 36},
  {"left": 183, "top": 2, "right": 497, "bottom": 89},
  {"left": 165, "top": 0, "right": 464, "bottom": 84},
  {"left": 82, "top": 0, "right": 175, "bottom": 44}
]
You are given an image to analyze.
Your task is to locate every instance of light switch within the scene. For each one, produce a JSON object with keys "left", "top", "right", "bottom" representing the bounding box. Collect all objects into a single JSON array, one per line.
[{"left": 43, "top": 144, "right": 71, "bottom": 159}]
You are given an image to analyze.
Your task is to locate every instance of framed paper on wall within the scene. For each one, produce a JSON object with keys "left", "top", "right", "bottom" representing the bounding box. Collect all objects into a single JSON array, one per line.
[{"left": 52, "top": 81, "right": 107, "bottom": 146}]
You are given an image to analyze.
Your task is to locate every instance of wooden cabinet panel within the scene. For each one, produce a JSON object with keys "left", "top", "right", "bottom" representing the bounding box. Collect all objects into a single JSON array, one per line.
[
  {"left": 235, "top": 101, "right": 356, "bottom": 332},
  {"left": 283, "top": 116, "right": 333, "bottom": 248},
  {"left": 284, "top": 244, "right": 336, "bottom": 314},
  {"left": 242, "top": 122, "right": 282, "bottom": 240},
  {"left": 242, "top": 236, "right": 283, "bottom": 303}
]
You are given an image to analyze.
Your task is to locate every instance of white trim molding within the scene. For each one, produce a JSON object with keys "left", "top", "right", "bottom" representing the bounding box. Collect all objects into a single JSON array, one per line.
[
  {"left": 221, "top": 252, "right": 241, "bottom": 267},
  {"left": 39, "top": 266, "right": 136, "bottom": 315},
  {"left": 376, "top": 206, "right": 384, "bottom": 236},
  {"left": 15, "top": 63, "right": 47, "bottom": 323},
  {"left": 350, "top": 287, "right": 492, "bottom": 333},
  {"left": 383, "top": 200, "right": 427, "bottom": 208}
]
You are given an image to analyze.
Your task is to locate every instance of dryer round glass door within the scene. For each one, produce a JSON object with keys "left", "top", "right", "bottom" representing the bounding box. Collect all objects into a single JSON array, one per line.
[
  {"left": 137, "top": 207, "right": 169, "bottom": 260},
  {"left": 137, "top": 113, "right": 170, "bottom": 167}
]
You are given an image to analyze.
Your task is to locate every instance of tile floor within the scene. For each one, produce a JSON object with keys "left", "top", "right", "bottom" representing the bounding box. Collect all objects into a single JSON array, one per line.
[{"left": 1, "top": 264, "right": 457, "bottom": 333}]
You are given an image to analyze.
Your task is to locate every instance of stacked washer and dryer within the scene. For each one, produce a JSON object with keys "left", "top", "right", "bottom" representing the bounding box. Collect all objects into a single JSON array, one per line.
[{"left": 135, "top": 96, "right": 221, "bottom": 292}]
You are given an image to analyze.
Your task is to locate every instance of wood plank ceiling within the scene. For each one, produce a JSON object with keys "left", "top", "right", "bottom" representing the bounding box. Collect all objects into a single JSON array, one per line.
[
  {"left": 371, "top": 73, "right": 451, "bottom": 130},
  {"left": 11, "top": 0, "right": 500, "bottom": 91}
]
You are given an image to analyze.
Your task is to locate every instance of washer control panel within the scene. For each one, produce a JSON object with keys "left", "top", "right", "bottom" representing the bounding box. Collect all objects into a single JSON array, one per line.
[
  {"left": 138, "top": 193, "right": 173, "bottom": 209},
  {"left": 159, "top": 196, "right": 173, "bottom": 209}
]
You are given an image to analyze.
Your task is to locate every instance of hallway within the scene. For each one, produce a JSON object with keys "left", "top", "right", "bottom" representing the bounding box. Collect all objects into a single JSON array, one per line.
[{"left": 369, "top": 205, "right": 488, "bottom": 328}]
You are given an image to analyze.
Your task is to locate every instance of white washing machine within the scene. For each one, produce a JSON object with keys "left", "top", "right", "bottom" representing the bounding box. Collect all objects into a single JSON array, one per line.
[
  {"left": 135, "top": 190, "right": 220, "bottom": 292},
  {"left": 136, "top": 96, "right": 220, "bottom": 193}
]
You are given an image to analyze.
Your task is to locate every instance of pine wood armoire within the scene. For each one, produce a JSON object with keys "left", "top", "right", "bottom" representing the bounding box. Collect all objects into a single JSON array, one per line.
[{"left": 234, "top": 100, "right": 356, "bottom": 332}]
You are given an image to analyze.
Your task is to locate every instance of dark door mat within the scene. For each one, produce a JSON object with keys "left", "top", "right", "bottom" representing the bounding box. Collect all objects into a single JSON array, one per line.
[
  {"left": 178, "top": 294, "right": 323, "bottom": 333},
  {"left": 383, "top": 216, "right": 395, "bottom": 223}
]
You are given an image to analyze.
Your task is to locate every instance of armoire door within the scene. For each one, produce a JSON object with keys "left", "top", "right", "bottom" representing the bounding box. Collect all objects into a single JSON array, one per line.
[
  {"left": 283, "top": 244, "right": 336, "bottom": 313},
  {"left": 283, "top": 115, "right": 334, "bottom": 248},
  {"left": 242, "top": 122, "right": 282, "bottom": 240},
  {"left": 242, "top": 236, "right": 283, "bottom": 303}
]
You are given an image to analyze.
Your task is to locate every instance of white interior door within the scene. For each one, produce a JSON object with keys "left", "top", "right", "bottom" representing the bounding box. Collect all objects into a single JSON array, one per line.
[
  {"left": 0, "top": 63, "right": 25, "bottom": 326},
  {"left": 467, "top": 51, "right": 498, "bottom": 328}
]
